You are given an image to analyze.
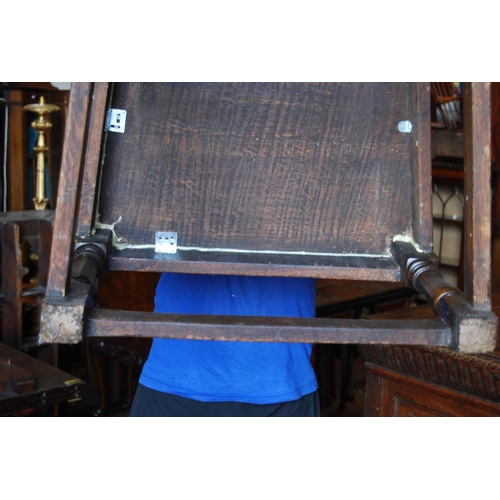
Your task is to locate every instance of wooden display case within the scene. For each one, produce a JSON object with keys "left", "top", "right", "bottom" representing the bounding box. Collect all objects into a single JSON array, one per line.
[{"left": 39, "top": 83, "right": 497, "bottom": 353}]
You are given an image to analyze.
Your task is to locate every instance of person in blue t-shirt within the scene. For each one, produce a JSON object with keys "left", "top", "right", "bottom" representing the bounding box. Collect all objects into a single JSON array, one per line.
[{"left": 130, "top": 273, "right": 319, "bottom": 417}]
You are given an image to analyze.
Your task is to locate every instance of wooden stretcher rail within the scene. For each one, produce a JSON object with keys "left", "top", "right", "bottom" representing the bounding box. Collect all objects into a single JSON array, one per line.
[
  {"left": 83, "top": 308, "right": 452, "bottom": 346},
  {"left": 107, "top": 247, "right": 402, "bottom": 281}
]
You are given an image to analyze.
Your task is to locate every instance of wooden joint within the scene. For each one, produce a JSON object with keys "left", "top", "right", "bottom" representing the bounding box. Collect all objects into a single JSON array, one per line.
[
  {"left": 392, "top": 241, "right": 457, "bottom": 313},
  {"left": 71, "top": 229, "right": 112, "bottom": 290},
  {"left": 392, "top": 241, "right": 497, "bottom": 353},
  {"left": 39, "top": 280, "right": 92, "bottom": 344},
  {"left": 39, "top": 230, "right": 112, "bottom": 344}
]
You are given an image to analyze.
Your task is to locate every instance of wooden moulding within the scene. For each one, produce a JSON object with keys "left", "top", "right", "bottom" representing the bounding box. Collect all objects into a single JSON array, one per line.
[
  {"left": 362, "top": 344, "right": 500, "bottom": 406},
  {"left": 45, "top": 82, "right": 92, "bottom": 299},
  {"left": 84, "top": 308, "right": 451, "bottom": 346},
  {"left": 107, "top": 246, "right": 402, "bottom": 281}
]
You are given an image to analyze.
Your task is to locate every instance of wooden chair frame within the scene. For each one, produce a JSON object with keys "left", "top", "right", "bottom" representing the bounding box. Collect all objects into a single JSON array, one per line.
[{"left": 39, "top": 83, "right": 497, "bottom": 353}]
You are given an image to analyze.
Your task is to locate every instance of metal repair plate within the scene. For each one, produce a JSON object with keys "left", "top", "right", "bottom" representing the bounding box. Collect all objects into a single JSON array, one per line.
[
  {"left": 105, "top": 108, "right": 127, "bottom": 133},
  {"left": 155, "top": 232, "right": 178, "bottom": 254}
]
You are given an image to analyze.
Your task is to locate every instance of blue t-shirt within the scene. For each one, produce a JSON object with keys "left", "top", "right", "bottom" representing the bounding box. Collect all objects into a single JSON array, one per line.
[{"left": 139, "top": 274, "right": 318, "bottom": 404}]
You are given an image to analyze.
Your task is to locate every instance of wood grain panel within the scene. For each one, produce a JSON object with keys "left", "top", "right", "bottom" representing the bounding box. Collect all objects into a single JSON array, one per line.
[
  {"left": 364, "top": 363, "right": 500, "bottom": 417},
  {"left": 84, "top": 308, "right": 451, "bottom": 346},
  {"left": 1, "top": 223, "right": 22, "bottom": 348},
  {"left": 76, "top": 82, "right": 110, "bottom": 237},
  {"left": 98, "top": 83, "right": 421, "bottom": 256},
  {"left": 463, "top": 82, "right": 492, "bottom": 310},
  {"left": 46, "top": 82, "right": 92, "bottom": 298}
]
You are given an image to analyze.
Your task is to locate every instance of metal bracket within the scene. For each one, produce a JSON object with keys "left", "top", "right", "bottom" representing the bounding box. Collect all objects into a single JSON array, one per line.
[
  {"left": 105, "top": 108, "right": 127, "bottom": 133},
  {"left": 155, "top": 232, "right": 178, "bottom": 254}
]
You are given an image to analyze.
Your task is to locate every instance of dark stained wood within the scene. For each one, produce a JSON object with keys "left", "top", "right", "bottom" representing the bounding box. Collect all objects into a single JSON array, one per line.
[
  {"left": 463, "top": 82, "right": 492, "bottom": 310},
  {"left": 491, "top": 82, "right": 500, "bottom": 168},
  {"left": 316, "top": 280, "right": 407, "bottom": 308},
  {"left": 41, "top": 229, "right": 112, "bottom": 344},
  {"left": 6, "top": 89, "right": 27, "bottom": 211},
  {"left": 431, "top": 129, "right": 464, "bottom": 159},
  {"left": 363, "top": 337, "right": 500, "bottom": 403},
  {"left": 0, "top": 342, "right": 84, "bottom": 416},
  {"left": 361, "top": 289, "right": 500, "bottom": 416},
  {"left": 96, "top": 270, "right": 159, "bottom": 311},
  {"left": 76, "top": 82, "right": 110, "bottom": 238},
  {"left": 0, "top": 357, "right": 37, "bottom": 394},
  {"left": 410, "top": 83, "right": 433, "bottom": 251},
  {"left": 84, "top": 307, "right": 452, "bottom": 346},
  {"left": 37, "top": 217, "right": 53, "bottom": 287},
  {"left": 1, "top": 223, "right": 23, "bottom": 348},
  {"left": 98, "top": 83, "right": 428, "bottom": 258},
  {"left": 46, "top": 82, "right": 92, "bottom": 298},
  {"left": 392, "top": 241, "right": 497, "bottom": 352},
  {"left": 40, "top": 82, "right": 494, "bottom": 353},
  {"left": 489, "top": 83, "right": 500, "bottom": 289},
  {"left": 316, "top": 284, "right": 414, "bottom": 317},
  {"left": 88, "top": 271, "right": 156, "bottom": 416},
  {"left": 0, "top": 211, "right": 57, "bottom": 365},
  {"left": 71, "top": 230, "right": 112, "bottom": 289},
  {"left": 364, "top": 363, "right": 500, "bottom": 417},
  {"left": 107, "top": 246, "right": 402, "bottom": 281}
]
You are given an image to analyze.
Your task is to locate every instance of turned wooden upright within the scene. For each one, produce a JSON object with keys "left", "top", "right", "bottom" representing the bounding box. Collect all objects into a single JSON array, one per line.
[{"left": 39, "top": 83, "right": 497, "bottom": 354}]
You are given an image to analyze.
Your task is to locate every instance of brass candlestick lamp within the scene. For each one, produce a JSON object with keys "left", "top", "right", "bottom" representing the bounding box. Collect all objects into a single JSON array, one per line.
[{"left": 23, "top": 96, "right": 60, "bottom": 210}]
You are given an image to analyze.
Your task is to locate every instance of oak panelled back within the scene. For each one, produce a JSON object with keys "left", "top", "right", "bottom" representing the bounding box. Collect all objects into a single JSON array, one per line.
[{"left": 98, "top": 83, "right": 431, "bottom": 262}]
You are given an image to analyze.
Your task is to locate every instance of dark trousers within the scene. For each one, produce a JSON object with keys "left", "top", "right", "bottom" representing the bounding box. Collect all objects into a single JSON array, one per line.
[{"left": 130, "top": 384, "right": 320, "bottom": 417}]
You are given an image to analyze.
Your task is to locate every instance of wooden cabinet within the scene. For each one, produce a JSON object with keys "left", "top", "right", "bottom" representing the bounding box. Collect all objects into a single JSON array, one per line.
[{"left": 364, "top": 362, "right": 500, "bottom": 417}]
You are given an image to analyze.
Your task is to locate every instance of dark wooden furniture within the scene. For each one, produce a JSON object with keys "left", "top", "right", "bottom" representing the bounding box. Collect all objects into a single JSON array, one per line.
[
  {"left": 88, "top": 271, "right": 157, "bottom": 416},
  {"left": 362, "top": 294, "right": 500, "bottom": 416},
  {"left": 0, "top": 341, "right": 84, "bottom": 416},
  {"left": 315, "top": 280, "right": 417, "bottom": 410},
  {"left": 38, "top": 83, "right": 496, "bottom": 355},
  {"left": 360, "top": 83, "right": 500, "bottom": 417},
  {"left": 0, "top": 210, "right": 56, "bottom": 364}
]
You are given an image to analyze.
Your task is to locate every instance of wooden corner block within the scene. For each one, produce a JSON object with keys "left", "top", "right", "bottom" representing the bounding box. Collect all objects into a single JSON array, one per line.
[
  {"left": 392, "top": 241, "right": 498, "bottom": 354},
  {"left": 437, "top": 294, "right": 498, "bottom": 354},
  {"left": 39, "top": 281, "right": 92, "bottom": 344}
]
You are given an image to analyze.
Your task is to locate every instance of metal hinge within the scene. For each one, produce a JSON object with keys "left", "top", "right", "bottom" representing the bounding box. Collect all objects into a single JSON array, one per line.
[
  {"left": 105, "top": 108, "right": 127, "bottom": 133},
  {"left": 155, "top": 232, "right": 178, "bottom": 254}
]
